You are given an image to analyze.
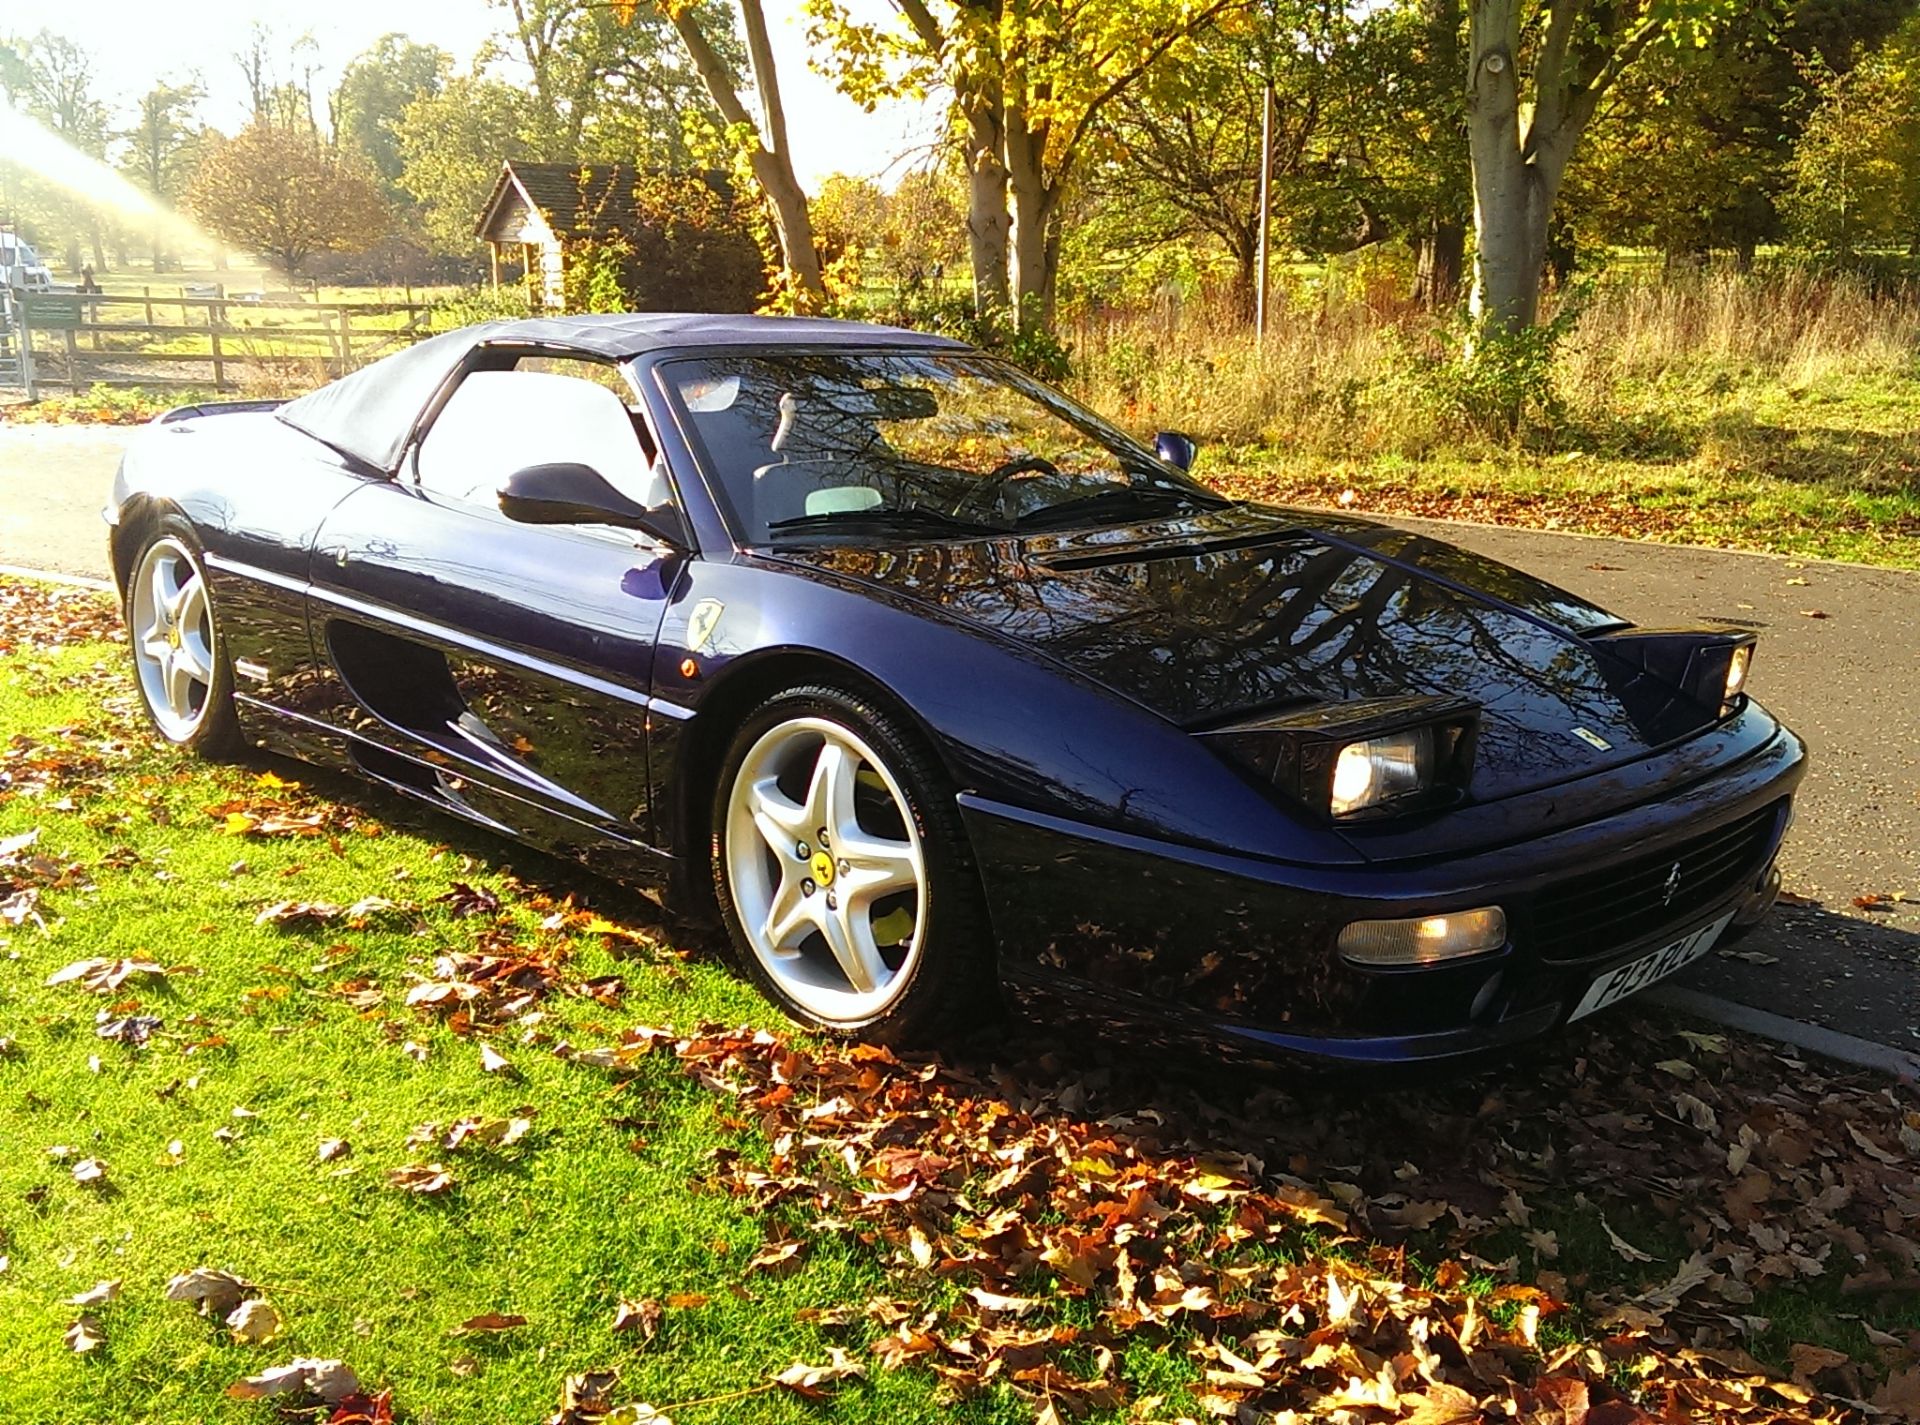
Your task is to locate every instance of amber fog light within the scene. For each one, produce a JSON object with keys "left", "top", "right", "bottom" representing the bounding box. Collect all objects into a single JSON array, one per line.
[{"left": 1338, "top": 907, "right": 1508, "bottom": 966}]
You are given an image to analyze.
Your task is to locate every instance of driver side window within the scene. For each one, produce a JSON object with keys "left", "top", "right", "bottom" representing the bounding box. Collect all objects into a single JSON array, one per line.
[{"left": 415, "top": 365, "right": 668, "bottom": 510}]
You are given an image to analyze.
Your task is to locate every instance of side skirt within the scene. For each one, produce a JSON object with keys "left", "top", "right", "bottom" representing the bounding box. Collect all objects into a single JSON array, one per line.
[{"left": 234, "top": 694, "right": 676, "bottom": 896}]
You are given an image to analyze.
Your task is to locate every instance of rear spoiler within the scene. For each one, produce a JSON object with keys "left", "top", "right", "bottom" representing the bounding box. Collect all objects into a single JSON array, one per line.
[{"left": 154, "top": 399, "right": 284, "bottom": 425}]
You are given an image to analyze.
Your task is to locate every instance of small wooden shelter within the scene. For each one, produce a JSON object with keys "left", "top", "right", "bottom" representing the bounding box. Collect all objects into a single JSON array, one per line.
[{"left": 474, "top": 160, "right": 643, "bottom": 311}]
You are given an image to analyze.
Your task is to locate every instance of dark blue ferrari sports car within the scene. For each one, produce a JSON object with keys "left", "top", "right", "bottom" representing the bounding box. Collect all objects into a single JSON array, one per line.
[{"left": 106, "top": 314, "right": 1804, "bottom": 1063}]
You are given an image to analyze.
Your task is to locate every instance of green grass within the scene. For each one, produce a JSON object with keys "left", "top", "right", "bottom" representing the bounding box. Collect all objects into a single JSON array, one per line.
[
  {"left": 1205, "top": 363, "right": 1920, "bottom": 568},
  {"left": 1067, "top": 270, "right": 1920, "bottom": 569},
  {"left": 0, "top": 640, "right": 1026, "bottom": 1424}
]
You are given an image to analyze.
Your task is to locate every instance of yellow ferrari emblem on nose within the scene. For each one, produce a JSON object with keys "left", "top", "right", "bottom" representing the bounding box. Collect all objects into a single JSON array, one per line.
[{"left": 810, "top": 850, "right": 836, "bottom": 887}]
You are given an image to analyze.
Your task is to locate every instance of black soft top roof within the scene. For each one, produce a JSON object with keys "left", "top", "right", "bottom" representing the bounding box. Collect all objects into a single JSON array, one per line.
[{"left": 275, "top": 314, "right": 966, "bottom": 475}]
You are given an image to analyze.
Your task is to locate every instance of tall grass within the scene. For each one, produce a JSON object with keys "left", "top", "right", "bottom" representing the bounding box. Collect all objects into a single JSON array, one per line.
[{"left": 1065, "top": 268, "right": 1920, "bottom": 458}]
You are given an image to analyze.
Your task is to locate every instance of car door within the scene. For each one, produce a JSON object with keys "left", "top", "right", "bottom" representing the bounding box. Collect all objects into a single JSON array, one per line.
[{"left": 305, "top": 355, "right": 688, "bottom": 864}]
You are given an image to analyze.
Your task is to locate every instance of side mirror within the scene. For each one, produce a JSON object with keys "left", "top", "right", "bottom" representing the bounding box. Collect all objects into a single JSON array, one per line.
[
  {"left": 499, "top": 463, "right": 688, "bottom": 548},
  {"left": 1155, "top": 431, "right": 1198, "bottom": 472}
]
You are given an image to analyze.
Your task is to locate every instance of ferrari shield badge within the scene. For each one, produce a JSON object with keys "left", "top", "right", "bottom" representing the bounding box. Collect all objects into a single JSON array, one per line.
[
  {"left": 687, "top": 599, "right": 725, "bottom": 652},
  {"left": 1570, "top": 726, "right": 1613, "bottom": 751}
]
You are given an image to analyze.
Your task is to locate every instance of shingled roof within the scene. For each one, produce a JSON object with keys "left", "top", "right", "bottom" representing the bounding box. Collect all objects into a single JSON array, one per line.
[{"left": 474, "top": 161, "right": 643, "bottom": 243}]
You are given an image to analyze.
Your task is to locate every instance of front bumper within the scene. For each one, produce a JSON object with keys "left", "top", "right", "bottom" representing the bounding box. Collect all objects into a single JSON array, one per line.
[{"left": 962, "top": 724, "right": 1805, "bottom": 1067}]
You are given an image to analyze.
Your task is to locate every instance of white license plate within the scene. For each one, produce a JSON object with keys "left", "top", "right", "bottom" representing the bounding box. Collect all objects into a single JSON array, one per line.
[{"left": 1567, "top": 912, "right": 1735, "bottom": 1022}]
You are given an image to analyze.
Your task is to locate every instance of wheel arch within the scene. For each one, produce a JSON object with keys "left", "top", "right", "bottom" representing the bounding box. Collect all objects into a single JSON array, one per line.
[
  {"left": 108, "top": 493, "right": 176, "bottom": 596},
  {"left": 665, "top": 645, "right": 964, "bottom": 913}
]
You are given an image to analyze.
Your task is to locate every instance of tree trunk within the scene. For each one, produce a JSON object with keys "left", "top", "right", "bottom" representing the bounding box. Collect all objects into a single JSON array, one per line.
[
  {"left": 671, "top": 2, "right": 826, "bottom": 308},
  {"left": 1229, "top": 228, "right": 1258, "bottom": 319},
  {"left": 1003, "top": 102, "right": 1054, "bottom": 328},
  {"left": 1007, "top": 181, "right": 1050, "bottom": 324},
  {"left": 963, "top": 100, "right": 1011, "bottom": 313},
  {"left": 734, "top": 0, "right": 826, "bottom": 306},
  {"left": 1466, "top": 0, "right": 1607, "bottom": 336},
  {"left": 1466, "top": 1, "right": 1548, "bottom": 334},
  {"left": 1465, "top": 3, "right": 1583, "bottom": 336},
  {"left": 1038, "top": 209, "right": 1062, "bottom": 327},
  {"left": 89, "top": 223, "right": 107, "bottom": 273},
  {"left": 1412, "top": 216, "right": 1465, "bottom": 308}
]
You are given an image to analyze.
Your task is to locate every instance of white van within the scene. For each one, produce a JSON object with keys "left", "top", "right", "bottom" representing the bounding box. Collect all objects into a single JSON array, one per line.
[{"left": 0, "top": 231, "right": 55, "bottom": 293}]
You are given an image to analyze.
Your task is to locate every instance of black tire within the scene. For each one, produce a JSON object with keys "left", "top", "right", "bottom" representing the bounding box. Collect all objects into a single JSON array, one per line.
[
  {"left": 122, "top": 514, "right": 243, "bottom": 760},
  {"left": 709, "top": 683, "right": 996, "bottom": 1043}
]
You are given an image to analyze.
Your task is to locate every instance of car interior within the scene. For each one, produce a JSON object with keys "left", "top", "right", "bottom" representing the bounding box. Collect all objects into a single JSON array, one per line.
[{"left": 412, "top": 359, "right": 674, "bottom": 515}]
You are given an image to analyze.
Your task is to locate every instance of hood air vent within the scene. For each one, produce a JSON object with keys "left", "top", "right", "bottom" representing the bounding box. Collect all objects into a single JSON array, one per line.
[{"left": 1036, "top": 528, "right": 1312, "bottom": 572}]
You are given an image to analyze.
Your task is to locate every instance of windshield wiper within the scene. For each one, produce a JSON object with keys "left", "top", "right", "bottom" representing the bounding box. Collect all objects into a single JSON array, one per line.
[
  {"left": 1009, "top": 484, "right": 1231, "bottom": 531},
  {"left": 764, "top": 506, "right": 1009, "bottom": 538}
]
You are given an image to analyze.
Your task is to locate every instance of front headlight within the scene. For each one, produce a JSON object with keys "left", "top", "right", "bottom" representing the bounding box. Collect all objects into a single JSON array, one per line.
[
  {"left": 1330, "top": 728, "right": 1435, "bottom": 816},
  {"left": 1200, "top": 693, "right": 1478, "bottom": 822},
  {"left": 1723, "top": 643, "right": 1752, "bottom": 707},
  {"left": 1588, "top": 627, "right": 1756, "bottom": 718}
]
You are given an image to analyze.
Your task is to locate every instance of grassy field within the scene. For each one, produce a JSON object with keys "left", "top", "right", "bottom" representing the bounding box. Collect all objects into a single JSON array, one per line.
[
  {"left": 1068, "top": 269, "right": 1920, "bottom": 568},
  {"left": 69, "top": 257, "right": 461, "bottom": 310},
  {"left": 2, "top": 576, "right": 1917, "bottom": 1424}
]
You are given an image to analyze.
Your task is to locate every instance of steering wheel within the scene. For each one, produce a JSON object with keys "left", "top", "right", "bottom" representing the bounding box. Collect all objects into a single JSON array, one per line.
[{"left": 953, "top": 455, "right": 1061, "bottom": 520}]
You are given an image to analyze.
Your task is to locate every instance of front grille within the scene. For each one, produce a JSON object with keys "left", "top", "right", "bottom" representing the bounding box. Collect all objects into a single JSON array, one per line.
[{"left": 1519, "top": 802, "right": 1784, "bottom": 965}]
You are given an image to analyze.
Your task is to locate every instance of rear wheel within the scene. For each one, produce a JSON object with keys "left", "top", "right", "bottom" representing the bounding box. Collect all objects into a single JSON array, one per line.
[
  {"left": 125, "top": 523, "right": 241, "bottom": 757},
  {"left": 711, "top": 685, "right": 994, "bottom": 1041}
]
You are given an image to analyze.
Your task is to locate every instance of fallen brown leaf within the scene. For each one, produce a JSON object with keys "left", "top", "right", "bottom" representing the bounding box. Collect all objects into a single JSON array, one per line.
[
  {"left": 387, "top": 1163, "right": 453, "bottom": 1195},
  {"left": 772, "top": 1346, "right": 865, "bottom": 1399},
  {"left": 227, "top": 1298, "right": 282, "bottom": 1345},
  {"left": 65, "top": 1315, "right": 104, "bottom": 1353},
  {"left": 451, "top": 1312, "right": 527, "bottom": 1335},
  {"left": 611, "top": 1297, "right": 662, "bottom": 1339},
  {"left": 166, "top": 1267, "right": 252, "bottom": 1319}
]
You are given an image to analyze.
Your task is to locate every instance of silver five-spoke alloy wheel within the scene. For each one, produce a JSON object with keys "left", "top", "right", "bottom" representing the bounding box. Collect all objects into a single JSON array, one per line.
[
  {"left": 723, "top": 716, "right": 927, "bottom": 1023},
  {"left": 130, "top": 536, "right": 217, "bottom": 741}
]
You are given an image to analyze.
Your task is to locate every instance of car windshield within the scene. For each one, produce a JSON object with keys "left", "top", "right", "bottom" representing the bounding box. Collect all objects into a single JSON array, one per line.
[{"left": 657, "top": 350, "right": 1227, "bottom": 544}]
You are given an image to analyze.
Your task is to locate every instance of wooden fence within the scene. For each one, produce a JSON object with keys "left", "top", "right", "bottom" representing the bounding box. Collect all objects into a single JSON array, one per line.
[{"left": 8, "top": 290, "right": 436, "bottom": 396}]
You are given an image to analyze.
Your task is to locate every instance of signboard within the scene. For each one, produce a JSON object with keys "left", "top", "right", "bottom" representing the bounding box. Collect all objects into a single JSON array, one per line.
[{"left": 22, "top": 292, "right": 84, "bottom": 330}]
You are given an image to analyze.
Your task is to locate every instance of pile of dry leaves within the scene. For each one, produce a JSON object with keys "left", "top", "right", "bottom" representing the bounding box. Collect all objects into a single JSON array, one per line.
[
  {"left": 0, "top": 577, "right": 123, "bottom": 654},
  {"left": 1213, "top": 471, "right": 1920, "bottom": 550},
  {"left": 0, "top": 826, "right": 89, "bottom": 931},
  {"left": 570, "top": 1013, "right": 1917, "bottom": 1422}
]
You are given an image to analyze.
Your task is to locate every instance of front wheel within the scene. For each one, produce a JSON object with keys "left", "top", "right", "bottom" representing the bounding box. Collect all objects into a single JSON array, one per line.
[
  {"left": 710, "top": 685, "right": 994, "bottom": 1042},
  {"left": 125, "top": 522, "right": 241, "bottom": 757}
]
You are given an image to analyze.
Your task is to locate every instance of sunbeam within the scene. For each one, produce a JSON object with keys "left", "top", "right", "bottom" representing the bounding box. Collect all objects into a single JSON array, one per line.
[{"left": 0, "top": 100, "right": 216, "bottom": 258}]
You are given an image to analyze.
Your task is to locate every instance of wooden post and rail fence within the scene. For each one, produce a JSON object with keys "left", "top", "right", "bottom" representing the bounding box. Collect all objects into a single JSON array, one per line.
[{"left": 1, "top": 287, "right": 436, "bottom": 399}]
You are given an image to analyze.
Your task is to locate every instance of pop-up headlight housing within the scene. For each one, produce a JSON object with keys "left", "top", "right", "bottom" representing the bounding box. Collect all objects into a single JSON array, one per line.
[
  {"left": 1589, "top": 627, "right": 1757, "bottom": 717},
  {"left": 1201, "top": 694, "right": 1479, "bottom": 821}
]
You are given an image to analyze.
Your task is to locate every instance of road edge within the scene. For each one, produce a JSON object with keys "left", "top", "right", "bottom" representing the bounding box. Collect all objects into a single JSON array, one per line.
[
  {"left": 1647, "top": 984, "right": 1920, "bottom": 1080},
  {"left": 0, "top": 563, "right": 114, "bottom": 592}
]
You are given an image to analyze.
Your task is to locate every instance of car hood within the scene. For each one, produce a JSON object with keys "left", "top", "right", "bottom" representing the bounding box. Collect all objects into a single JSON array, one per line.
[{"left": 771, "top": 505, "right": 1727, "bottom": 803}]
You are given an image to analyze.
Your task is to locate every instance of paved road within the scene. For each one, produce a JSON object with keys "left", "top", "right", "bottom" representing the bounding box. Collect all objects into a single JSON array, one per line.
[
  {"left": 3, "top": 427, "right": 1915, "bottom": 1048},
  {"left": 0, "top": 425, "right": 121, "bottom": 581},
  {"left": 1389, "top": 517, "right": 1920, "bottom": 1052}
]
